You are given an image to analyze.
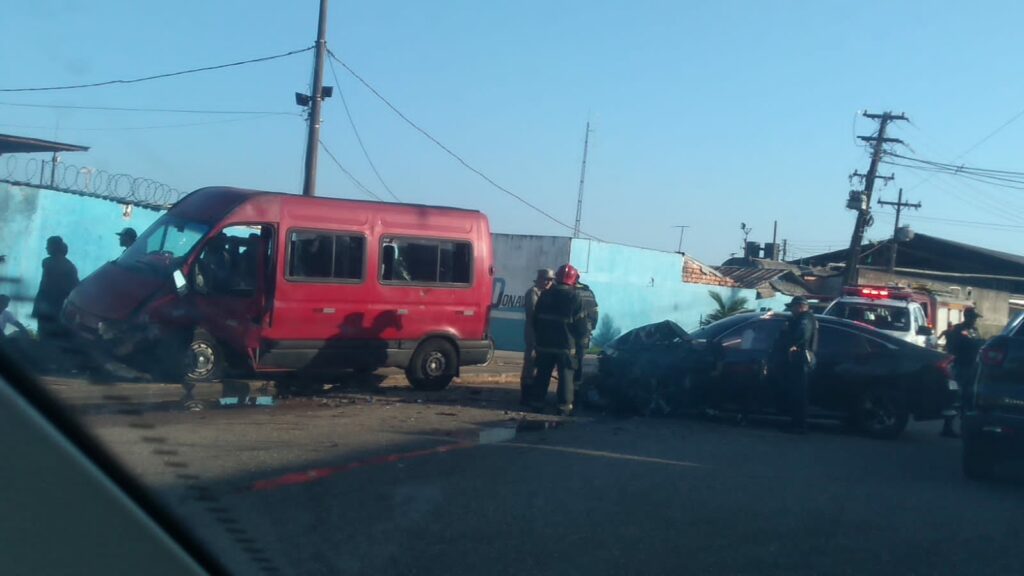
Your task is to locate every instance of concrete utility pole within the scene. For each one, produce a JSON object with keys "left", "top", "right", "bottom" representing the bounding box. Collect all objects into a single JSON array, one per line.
[
  {"left": 878, "top": 187, "right": 921, "bottom": 272},
  {"left": 573, "top": 121, "right": 593, "bottom": 238},
  {"left": 672, "top": 225, "right": 689, "bottom": 253},
  {"left": 843, "top": 111, "right": 908, "bottom": 285},
  {"left": 301, "top": 0, "right": 330, "bottom": 197}
]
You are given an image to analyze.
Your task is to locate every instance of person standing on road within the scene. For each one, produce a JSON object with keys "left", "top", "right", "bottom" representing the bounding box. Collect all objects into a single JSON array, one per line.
[
  {"left": 941, "top": 307, "right": 985, "bottom": 438},
  {"left": 529, "top": 264, "right": 589, "bottom": 416},
  {"left": 520, "top": 268, "right": 555, "bottom": 404},
  {"left": 776, "top": 296, "right": 818, "bottom": 434},
  {"left": 32, "top": 236, "right": 79, "bottom": 344},
  {"left": 574, "top": 279, "right": 600, "bottom": 393},
  {"left": 116, "top": 227, "right": 138, "bottom": 250}
]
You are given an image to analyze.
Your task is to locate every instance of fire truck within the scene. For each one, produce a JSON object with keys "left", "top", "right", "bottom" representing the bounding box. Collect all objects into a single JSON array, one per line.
[{"left": 823, "top": 284, "right": 974, "bottom": 349}]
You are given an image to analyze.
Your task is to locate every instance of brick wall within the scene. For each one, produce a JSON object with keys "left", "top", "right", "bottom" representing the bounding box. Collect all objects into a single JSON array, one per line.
[{"left": 684, "top": 259, "right": 738, "bottom": 287}]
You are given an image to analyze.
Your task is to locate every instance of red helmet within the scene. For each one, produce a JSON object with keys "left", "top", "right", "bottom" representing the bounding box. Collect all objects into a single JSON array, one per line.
[{"left": 555, "top": 264, "right": 580, "bottom": 286}]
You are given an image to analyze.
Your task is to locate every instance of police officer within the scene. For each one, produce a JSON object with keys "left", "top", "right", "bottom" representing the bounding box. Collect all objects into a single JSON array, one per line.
[
  {"left": 520, "top": 268, "right": 555, "bottom": 403},
  {"left": 529, "top": 264, "right": 589, "bottom": 416},
  {"left": 941, "top": 307, "right": 985, "bottom": 438},
  {"left": 776, "top": 296, "right": 818, "bottom": 434},
  {"left": 574, "top": 279, "right": 599, "bottom": 391}
]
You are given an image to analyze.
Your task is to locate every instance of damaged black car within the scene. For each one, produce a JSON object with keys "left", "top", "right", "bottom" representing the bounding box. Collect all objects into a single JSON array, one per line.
[{"left": 585, "top": 313, "right": 958, "bottom": 439}]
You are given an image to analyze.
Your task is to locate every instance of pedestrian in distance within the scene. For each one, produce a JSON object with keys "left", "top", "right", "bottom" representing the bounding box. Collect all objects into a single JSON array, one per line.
[
  {"left": 32, "top": 236, "right": 79, "bottom": 344},
  {"left": 529, "top": 264, "right": 589, "bottom": 416},
  {"left": 0, "top": 294, "right": 30, "bottom": 339},
  {"left": 116, "top": 227, "right": 137, "bottom": 249},
  {"left": 941, "top": 306, "right": 985, "bottom": 438},
  {"left": 520, "top": 268, "right": 555, "bottom": 404},
  {"left": 574, "top": 279, "right": 600, "bottom": 392},
  {"left": 776, "top": 296, "right": 818, "bottom": 434}
]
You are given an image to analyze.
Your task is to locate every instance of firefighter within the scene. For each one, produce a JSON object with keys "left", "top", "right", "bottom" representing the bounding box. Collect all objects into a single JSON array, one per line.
[
  {"left": 520, "top": 268, "right": 555, "bottom": 403},
  {"left": 529, "top": 264, "right": 589, "bottom": 416},
  {"left": 775, "top": 296, "right": 819, "bottom": 434},
  {"left": 941, "top": 306, "right": 985, "bottom": 438},
  {"left": 574, "top": 279, "right": 599, "bottom": 391}
]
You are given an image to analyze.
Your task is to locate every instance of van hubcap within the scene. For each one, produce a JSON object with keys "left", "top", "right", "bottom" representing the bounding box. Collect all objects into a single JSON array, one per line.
[
  {"left": 189, "top": 342, "right": 216, "bottom": 378},
  {"left": 424, "top": 351, "right": 447, "bottom": 377}
]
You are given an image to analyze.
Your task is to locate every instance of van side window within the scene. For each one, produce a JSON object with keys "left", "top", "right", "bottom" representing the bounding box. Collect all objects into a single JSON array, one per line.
[
  {"left": 288, "top": 231, "right": 365, "bottom": 281},
  {"left": 380, "top": 237, "right": 472, "bottom": 285}
]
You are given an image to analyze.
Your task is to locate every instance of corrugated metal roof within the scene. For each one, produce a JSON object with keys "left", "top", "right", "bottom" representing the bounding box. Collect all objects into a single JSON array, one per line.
[
  {"left": 0, "top": 133, "right": 89, "bottom": 155},
  {"left": 716, "top": 266, "right": 792, "bottom": 288}
]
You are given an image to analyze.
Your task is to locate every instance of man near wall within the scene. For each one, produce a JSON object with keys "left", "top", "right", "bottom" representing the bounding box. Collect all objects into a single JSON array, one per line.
[
  {"left": 530, "top": 264, "right": 589, "bottom": 416},
  {"left": 574, "top": 279, "right": 599, "bottom": 391},
  {"left": 520, "top": 268, "right": 555, "bottom": 404}
]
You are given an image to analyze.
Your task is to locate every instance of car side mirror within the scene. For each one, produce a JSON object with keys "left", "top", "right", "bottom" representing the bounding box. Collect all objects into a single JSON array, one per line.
[
  {"left": 172, "top": 269, "right": 188, "bottom": 296},
  {"left": 917, "top": 326, "right": 934, "bottom": 337}
]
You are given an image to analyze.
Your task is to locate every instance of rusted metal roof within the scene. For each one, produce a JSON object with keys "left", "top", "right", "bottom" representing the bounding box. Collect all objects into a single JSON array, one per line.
[{"left": 0, "top": 133, "right": 89, "bottom": 155}]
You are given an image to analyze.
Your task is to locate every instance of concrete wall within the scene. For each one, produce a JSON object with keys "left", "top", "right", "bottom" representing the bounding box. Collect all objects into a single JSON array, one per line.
[
  {"left": 489, "top": 234, "right": 571, "bottom": 351},
  {"left": 0, "top": 183, "right": 162, "bottom": 331},
  {"left": 859, "top": 268, "right": 1009, "bottom": 337}
]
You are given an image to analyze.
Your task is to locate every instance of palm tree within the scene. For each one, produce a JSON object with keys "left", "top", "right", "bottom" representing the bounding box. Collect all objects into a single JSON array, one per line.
[{"left": 700, "top": 291, "right": 752, "bottom": 326}]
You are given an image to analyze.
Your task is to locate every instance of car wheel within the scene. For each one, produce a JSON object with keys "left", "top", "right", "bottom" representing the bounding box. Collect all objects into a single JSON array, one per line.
[
  {"left": 963, "top": 434, "right": 996, "bottom": 481},
  {"left": 406, "top": 339, "right": 457, "bottom": 391},
  {"left": 855, "top": 386, "right": 909, "bottom": 439},
  {"left": 631, "top": 376, "right": 672, "bottom": 417},
  {"left": 184, "top": 329, "right": 226, "bottom": 384}
]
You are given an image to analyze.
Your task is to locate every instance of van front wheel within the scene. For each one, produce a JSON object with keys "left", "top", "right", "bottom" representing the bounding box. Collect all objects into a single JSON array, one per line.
[
  {"left": 406, "top": 339, "right": 457, "bottom": 391},
  {"left": 184, "top": 329, "right": 226, "bottom": 384}
]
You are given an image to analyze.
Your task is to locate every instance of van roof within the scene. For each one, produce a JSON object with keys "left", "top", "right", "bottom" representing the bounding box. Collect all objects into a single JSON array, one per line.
[
  {"left": 172, "top": 186, "right": 482, "bottom": 222},
  {"left": 834, "top": 297, "right": 911, "bottom": 308}
]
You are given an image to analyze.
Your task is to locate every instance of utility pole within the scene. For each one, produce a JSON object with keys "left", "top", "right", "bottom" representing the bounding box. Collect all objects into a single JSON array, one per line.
[
  {"left": 672, "top": 225, "right": 689, "bottom": 253},
  {"left": 843, "top": 111, "right": 908, "bottom": 285},
  {"left": 878, "top": 187, "right": 921, "bottom": 272},
  {"left": 573, "top": 121, "right": 593, "bottom": 238},
  {"left": 301, "top": 0, "right": 330, "bottom": 197}
]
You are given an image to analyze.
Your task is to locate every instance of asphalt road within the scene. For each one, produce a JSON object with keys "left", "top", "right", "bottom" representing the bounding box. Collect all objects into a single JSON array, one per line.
[{"left": 48, "top": 376, "right": 1024, "bottom": 576}]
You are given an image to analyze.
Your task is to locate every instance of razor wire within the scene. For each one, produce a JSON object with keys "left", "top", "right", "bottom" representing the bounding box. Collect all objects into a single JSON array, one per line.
[{"left": 1, "top": 154, "right": 184, "bottom": 209}]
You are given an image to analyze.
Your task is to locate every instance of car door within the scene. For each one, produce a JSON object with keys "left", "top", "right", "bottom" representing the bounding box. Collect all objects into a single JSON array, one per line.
[
  {"left": 712, "top": 318, "right": 786, "bottom": 413},
  {"left": 191, "top": 224, "right": 273, "bottom": 362},
  {"left": 811, "top": 324, "right": 891, "bottom": 413}
]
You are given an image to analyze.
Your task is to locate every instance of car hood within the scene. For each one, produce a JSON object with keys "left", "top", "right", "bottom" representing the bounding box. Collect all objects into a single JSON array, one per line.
[{"left": 67, "top": 261, "right": 168, "bottom": 321}]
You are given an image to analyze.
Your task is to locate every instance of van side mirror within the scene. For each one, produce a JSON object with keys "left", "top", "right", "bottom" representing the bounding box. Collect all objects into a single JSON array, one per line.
[
  {"left": 173, "top": 269, "right": 188, "bottom": 296},
  {"left": 917, "top": 326, "right": 934, "bottom": 337}
]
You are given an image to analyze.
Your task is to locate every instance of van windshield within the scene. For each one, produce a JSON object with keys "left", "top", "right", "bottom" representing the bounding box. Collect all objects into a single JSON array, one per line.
[{"left": 116, "top": 215, "right": 210, "bottom": 273}]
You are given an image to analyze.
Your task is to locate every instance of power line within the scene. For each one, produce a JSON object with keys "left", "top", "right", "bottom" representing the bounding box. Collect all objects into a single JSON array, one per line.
[
  {"left": 0, "top": 101, "right": 296, "bottom": 115},
  {"left": 0, "top": 113, "right": 290, "bottom": 132},
  {"left": 325, "top": 56, "right": 400, "bottom": 202},
  {"left": 319, "top": 139, "right": 384, "bottom": 201},
  {"left": 875, "top": 211, "right": 1024, "bottom": 230},
  {"left": 0, "top": 46, "right": 313, "bottom": 93},
  {"left": 327, "top": 50, "right": 604, "bottom": 241}
]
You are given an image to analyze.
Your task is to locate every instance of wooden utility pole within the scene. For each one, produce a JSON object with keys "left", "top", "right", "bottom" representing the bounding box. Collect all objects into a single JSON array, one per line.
[
  {"left": 878, "top": 187, "right": 921, "bottom": 272},
  {"left": 301, "top": 0, "right": 330, "bottom": 197},
  {"left": 843, "top": 111, "right": 908, "bottom": 285}
]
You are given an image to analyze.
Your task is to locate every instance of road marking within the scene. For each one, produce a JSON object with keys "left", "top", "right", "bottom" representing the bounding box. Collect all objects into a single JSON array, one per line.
[
  {"left": 248, "top": 442, "right": 476, "bottom": 492},
  {"left": 498, "top": 442, "right": 705, "bottom": 468}
]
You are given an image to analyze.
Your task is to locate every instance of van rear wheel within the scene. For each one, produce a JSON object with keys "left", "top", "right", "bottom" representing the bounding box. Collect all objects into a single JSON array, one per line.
[
  {"left": 184, "top": 329, "right": 226, "bottom": 384},
  {"left": 406, "top": 339, "right": 457, "bottom": 391}
]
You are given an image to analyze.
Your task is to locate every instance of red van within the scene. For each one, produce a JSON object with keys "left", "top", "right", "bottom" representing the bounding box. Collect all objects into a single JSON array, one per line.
[{"left": 63, "top": 187, "right": 494, "bottom": 390}]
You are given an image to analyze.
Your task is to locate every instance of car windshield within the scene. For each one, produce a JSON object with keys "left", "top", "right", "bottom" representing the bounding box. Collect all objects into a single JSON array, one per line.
[
  {"left": 827, "top": 302, "right": 910, "bottom": 332},
  {"left": 4, "top": 3, "right": 1023, "bottom": 575},
  {"left": 116, "top": 215, "right": 210, "bottom": 273}
]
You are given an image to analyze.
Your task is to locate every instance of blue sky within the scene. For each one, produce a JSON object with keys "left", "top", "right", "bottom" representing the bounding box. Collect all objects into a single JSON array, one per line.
[{"left": 4, "top": 1, "right": 1024, "bottom": 263}]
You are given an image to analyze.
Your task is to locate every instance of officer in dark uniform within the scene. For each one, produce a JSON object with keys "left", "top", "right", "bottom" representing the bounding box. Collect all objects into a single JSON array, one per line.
[
  {"left": 574, "top": 280, "right": 599, "bottom": 392},
  {"left": 530, "top": 264, "right": 589, "bottom": 416},
  {"left": 941, "top": 306, "right": 985, "bottom": 438},
  {"left": 776, "top": 296, "right": 818, "bottom": 434}
]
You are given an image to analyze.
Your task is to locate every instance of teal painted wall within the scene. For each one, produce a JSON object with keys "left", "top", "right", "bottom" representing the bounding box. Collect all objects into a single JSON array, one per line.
[
  {"left": 0, "top": 183, "right": 162, "bottom": 331},
  {"left": 569, "top": 238, "right": 758, "bottom": 340}
]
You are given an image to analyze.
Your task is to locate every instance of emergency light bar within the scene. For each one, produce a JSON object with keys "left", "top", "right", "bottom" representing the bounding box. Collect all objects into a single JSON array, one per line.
[{"left": 841, "top": 285, "right": 912, "bottom": 300}]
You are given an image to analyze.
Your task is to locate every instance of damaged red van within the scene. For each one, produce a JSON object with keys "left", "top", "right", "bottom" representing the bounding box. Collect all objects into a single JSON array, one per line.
[{"left": 63, "top": 187, "right": 494, "bottom": 390}]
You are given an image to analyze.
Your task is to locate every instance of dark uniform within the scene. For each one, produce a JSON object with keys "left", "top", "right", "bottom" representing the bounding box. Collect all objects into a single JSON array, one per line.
[
  {"left": 777, "top": 302, "right": 818, "bottom": 433},
  {"left": 530, "top": 283, "right": 589, "bottom": 413},
  {"left": 32, "top": 238, "right": 79, "bottom": 343},
  {"left": 946, "top": 313, "right": 984, "bottom": 412},
  {"left": 574, "top": 282, "right": 599, "bottom": 389}
]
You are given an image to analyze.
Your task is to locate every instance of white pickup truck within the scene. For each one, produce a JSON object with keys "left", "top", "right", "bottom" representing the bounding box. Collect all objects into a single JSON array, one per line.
[{"left": 823, "top": 295, "right": 936, "bottom": 348}]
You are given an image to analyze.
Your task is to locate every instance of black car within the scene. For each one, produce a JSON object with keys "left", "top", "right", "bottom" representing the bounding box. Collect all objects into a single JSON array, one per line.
[
  {"left": 591, "top": 312, "right": 958, "bottom": 439},
  {"left": 962, "top": 312, "right": 1024, "bottom": 480}
]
